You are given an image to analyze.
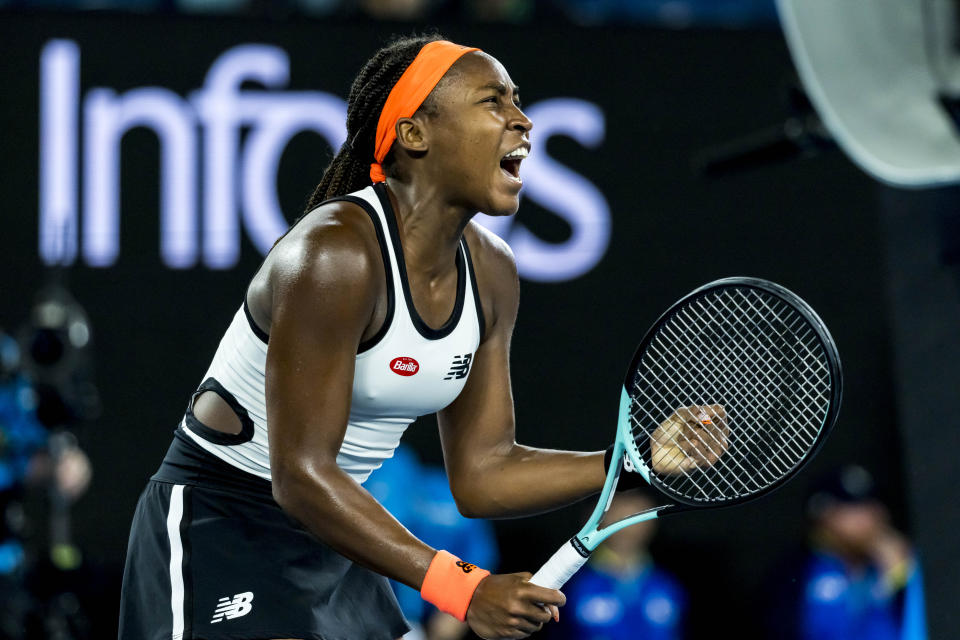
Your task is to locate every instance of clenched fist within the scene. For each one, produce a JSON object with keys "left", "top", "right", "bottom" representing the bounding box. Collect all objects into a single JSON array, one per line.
[
  {"left": 650, "top": 404, "right": 729, "bottom": 474},
  {"left": 466, "top": 572, "right": 565, "bottom": 639}
]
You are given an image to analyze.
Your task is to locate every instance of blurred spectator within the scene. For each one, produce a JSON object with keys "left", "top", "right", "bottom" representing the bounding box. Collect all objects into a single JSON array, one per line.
[
  {"left": 1, "top": 329, "right": 50, "bottom": 579},
  {"left": 549, "top": 490, "right": 686, "bottom": 640},
  {"left": 463, "top": 0, "right": 533, "bottom": 22},
  {"left": 765, "top": 465, "right": 927, "bottom": 640},
  {"left": 2, "top": 0, "right": 778, "bottom": 25},
  {"left": 366, "top": 445, "right": 499, "bottom": 640},
  {"left": 556, "top": 0, "right": 777, "bottom": 26},
  {"left": 3, "top": 0, "right": 167, "bottom": 9},
  {"left": 176, "top": 0, "right": 249, "bottom": 14},
  {"left": 0, "top": 328, "right": 91, "bottom": 639},
  {"left": 293, "top": 0, "right": 341, "bottom": 17},
  {"left": 357, "top": 0, "right": 436, "bottom": 20}
]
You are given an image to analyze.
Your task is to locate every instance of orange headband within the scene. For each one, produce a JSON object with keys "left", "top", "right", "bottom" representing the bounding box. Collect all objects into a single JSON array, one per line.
[{"left": 370, "top": 40, "right": 481, "bottom": 183}]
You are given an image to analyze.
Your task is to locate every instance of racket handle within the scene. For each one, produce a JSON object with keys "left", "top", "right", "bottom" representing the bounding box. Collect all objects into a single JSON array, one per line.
[{"left": 529, "top": 538, "right": 590, "bottom": 590}]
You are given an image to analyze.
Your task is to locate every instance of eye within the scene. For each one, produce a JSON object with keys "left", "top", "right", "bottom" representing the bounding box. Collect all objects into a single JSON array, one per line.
[
  {"left": 513, "top": 98, "right": 523, "bottom": 108},
  {"left": 481, "top": 95, "right": 499, "bottom": 104}
]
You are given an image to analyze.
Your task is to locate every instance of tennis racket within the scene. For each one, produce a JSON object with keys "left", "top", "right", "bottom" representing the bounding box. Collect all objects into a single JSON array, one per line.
[{"left": 530, "top": 277, "right": 842, "bottom": 589}]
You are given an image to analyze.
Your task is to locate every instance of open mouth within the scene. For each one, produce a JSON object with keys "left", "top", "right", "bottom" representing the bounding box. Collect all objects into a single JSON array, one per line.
[
  {"left": 500, "top": 158, "right": 521, "bottom": 178},
  {"left": 499, "top": 146, "right": 528, "bottom": 181}
]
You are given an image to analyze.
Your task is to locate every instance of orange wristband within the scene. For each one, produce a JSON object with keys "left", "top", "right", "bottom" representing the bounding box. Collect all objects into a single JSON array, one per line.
[{"left": 420, "top": 550, "right": 490, "bottom": 621}]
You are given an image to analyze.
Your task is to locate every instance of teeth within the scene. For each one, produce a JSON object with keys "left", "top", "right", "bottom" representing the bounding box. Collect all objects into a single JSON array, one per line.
[{"left": 503, "top": 147, "right": 529, "bottom": 160}]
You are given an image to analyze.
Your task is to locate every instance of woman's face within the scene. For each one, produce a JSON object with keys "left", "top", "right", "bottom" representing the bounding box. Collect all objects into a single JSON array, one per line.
[{"left": 419, "top": 52, "right": 533, "bottom": 216}]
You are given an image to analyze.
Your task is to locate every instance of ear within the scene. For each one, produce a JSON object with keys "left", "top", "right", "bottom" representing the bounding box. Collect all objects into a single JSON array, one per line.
[{"left": 394, "top": 116, "right": 430, "bottom": 153}]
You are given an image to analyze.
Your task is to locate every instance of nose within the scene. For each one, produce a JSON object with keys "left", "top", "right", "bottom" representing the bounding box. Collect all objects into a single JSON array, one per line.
[{"left": 510, "top": 105, "right": 533, "bottom": 133}]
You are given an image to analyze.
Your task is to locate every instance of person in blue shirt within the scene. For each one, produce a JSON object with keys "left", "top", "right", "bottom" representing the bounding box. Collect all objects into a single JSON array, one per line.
[
  {"left": 549, "top": 489, "right": 687, "bottom": 640},
  {"left": 768, "top": 464, "right": 927, "bottom": 640},
  {"left": 366, "top": 445, "right": 499, "bottom": 640}
]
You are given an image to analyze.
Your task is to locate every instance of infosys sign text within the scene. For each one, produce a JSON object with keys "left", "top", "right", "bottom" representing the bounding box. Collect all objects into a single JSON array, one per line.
[{"left": 38, "top": 40, "right": 611, "bottom": 282}]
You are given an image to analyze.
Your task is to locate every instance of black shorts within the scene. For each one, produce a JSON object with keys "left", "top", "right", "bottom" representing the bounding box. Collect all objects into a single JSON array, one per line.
[{"left": 118, "top": 429, "right": 409, "bottom": 640}]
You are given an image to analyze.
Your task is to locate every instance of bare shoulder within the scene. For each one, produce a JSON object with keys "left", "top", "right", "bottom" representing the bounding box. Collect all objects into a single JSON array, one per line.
[
  {"left": 464, "top": 221, "right": 518, "bottom": 283},
  {"left": 464, "top": 221, "right": 520, "bottom": 336},
  {"left": 250, "top": 201, "right": 382, "bottom": 328},
  {"left": 273, "top": 201, "right": 379, "bottom": 278}
]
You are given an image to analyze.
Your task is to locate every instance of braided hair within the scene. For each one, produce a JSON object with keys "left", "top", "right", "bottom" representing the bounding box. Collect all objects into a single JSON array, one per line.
[{"left": 305, "top": 34, "right": 444, "bottom": 212}]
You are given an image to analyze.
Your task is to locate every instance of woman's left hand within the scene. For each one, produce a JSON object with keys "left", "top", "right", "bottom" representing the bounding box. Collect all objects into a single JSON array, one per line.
[{"left": 650, "top": 404, "right": 729, "bottom": 474}]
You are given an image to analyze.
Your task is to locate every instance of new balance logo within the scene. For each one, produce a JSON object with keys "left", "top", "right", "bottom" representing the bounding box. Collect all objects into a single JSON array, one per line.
[
  {"left": 444, "top": 354, "right": 472, "bottom": 380},
  {"left": 456, "top": 560, "right": 478, "bottom": 573},
  {"left": 210, "top": 592, "right": 254, "bottom": 624}
]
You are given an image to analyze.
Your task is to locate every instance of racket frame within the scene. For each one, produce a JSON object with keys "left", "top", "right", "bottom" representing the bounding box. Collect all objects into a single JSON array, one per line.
[
  {"left": 532, "top": 277, "right": 843, "bottom": 588},
  {"left": 572, "top": 387, "right": 672, "bottom": 555},
  {"left": 529, "top": 389, "right": 674, "bottom": 588},
  {"left": 623, "top": 276, "right": 843, "bottom": 509}
]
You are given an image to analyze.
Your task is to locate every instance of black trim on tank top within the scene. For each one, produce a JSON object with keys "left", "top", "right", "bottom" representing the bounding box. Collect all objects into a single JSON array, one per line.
[
  {"left": 183, "top": 377, "right": 255, "bottom": 446},
  {"left": 240, "top": 192, "right": 396, "bottom": 354},
  {"left": 243, "top": 299, "right": 270, "bottom": 343},
  {"left": 461, "top": 237, "right": 486, "bottom": 344},
  {"left": 373, "top": 182, "right": 466, "bottom": 340},
  {"left": 337, "top": 194, "right": 397, "bottom": 353}
]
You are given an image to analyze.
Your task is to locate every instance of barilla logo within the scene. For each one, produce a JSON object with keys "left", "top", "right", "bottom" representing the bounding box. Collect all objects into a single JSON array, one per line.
[{"left": 389, "top": 356, "right": 419, "bottom": 376}]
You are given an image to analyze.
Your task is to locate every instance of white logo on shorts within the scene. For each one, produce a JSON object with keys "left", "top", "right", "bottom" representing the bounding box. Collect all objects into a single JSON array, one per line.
[{"left": 210, "top": 592, "right": 254, "bottom": 623}]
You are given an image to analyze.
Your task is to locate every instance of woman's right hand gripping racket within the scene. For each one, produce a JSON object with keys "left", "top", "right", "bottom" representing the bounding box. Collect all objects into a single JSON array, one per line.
[{"left": 531, "top": 277, "right": 843, "bottom": 590}]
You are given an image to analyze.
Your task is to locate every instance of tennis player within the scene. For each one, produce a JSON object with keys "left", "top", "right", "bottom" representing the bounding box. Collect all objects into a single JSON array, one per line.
[{"left": 118, "top": 35, "right": 722, "bottom": 640}]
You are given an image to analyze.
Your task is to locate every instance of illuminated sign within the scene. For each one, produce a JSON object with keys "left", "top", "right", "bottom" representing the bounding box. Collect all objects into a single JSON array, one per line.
[
  {"left": 39, "top": 39, "right": 610, "bottom": 281},
  {"left": 481, "top": 99, "right": 610, "bottom": 282}
]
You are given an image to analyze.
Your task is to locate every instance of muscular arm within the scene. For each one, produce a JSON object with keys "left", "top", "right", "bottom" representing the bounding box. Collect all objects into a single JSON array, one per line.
[
  {"left": 266, "top": 208, "right": 434, "bottom": 590},
  {"left": 266, "top": 210, "right": 566, "bottom": 639},
  {"left": 438, "top": 228, "right": 607, "bottom": 519}
]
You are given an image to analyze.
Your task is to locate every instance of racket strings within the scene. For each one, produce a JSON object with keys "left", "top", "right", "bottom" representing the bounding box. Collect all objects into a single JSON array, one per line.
[
  {"left": 642, "top": 317, "right": 805, "bottom": 483},
  {"left": 661, "top": 305, "right": 820, "bottom": 472},
  {"left": 629, "top": 287, "right": 832, "bottom": 503},
  {"left": 673, "top": 292, "right": 825, "bottom": 490},
  {"left": 686, "top": 291, "right": 827, "bottom": 482}
]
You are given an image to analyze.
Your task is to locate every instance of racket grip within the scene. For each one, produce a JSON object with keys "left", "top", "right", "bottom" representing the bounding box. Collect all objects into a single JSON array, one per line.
[{"left": 529, "top": 538, "right": 590, "bottom": 590}]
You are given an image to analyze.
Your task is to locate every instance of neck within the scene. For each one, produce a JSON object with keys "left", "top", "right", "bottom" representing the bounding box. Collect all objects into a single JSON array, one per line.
[{"left": 383, "top": 177, "right": 474, "bottom": 278}]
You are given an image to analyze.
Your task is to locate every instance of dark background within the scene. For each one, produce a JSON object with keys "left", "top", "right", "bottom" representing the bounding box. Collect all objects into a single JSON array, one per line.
[{"left": 2, "top": 10, "right": 955, "bottom": 638}]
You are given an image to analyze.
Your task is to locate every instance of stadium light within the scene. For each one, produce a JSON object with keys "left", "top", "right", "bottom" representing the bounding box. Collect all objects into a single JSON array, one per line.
[{"left": 776, "top": 0, "right": 960, "bottom": 188}]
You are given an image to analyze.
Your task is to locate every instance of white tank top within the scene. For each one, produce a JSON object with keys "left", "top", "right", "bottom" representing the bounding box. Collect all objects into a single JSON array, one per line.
[{"left": 181, "top": 184, "right": 484, "bottom": 484}]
